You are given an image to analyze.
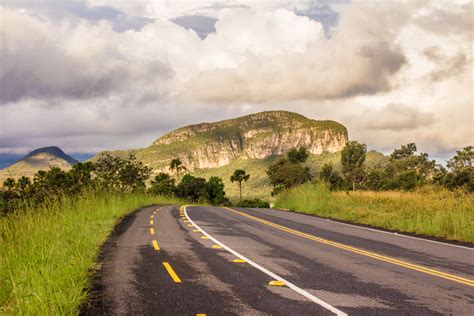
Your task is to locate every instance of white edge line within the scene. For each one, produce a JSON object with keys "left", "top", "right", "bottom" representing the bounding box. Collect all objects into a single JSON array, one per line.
[
  {"left": 184, "top": 206, "right": 347, "bottom": 316},
  {"left": 268, "top": 208, "right": 473, "bottom": 251}
]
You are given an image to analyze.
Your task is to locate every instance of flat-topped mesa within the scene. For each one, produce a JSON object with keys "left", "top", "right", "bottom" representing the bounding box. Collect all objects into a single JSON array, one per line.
[{"left": 149, "top": 111, "right": 348, "bottom": 171}]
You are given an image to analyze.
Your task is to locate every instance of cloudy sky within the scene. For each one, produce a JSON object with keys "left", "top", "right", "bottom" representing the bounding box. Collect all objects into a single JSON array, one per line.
[{"left": 0, "top": 0, "right": 472, "bottom": 163}]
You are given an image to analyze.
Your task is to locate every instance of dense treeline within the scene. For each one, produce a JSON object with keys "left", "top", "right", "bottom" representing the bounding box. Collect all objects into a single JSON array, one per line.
[
  {"left": 0, "top": 155, "right": 231, "bottom": 215},
  {"left": 2, "top": 143, "right": 471, "bottom": 214},
  {"left": 267, "top": 144, "right": 473, "bottom": 194}
]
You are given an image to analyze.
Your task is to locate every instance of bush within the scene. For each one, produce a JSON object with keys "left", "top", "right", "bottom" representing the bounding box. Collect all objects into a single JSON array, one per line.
[
  {"left": 236, "top": 198, "right": 270, "bottom": 208},
  {"left": 149, "top": 173, "right": 176, "bottom": 196}
]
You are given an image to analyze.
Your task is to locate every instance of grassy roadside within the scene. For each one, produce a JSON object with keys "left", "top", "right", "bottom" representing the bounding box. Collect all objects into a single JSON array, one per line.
[
  {"left": 0, "top": 191, "right": 182, "bottom": 315},
  {"left": 274, "top": 183, "right": 474, "bottom": 243}
]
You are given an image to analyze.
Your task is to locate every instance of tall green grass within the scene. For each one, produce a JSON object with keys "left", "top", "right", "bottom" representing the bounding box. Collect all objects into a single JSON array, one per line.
[
  {"left": 274, "top": 183, "right": 474, "bottom": 243},
  {"left": 0, "top": 191, "right": 182, "bottom": 315}
]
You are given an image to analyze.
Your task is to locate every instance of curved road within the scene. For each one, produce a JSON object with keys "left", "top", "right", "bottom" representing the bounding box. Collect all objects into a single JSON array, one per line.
[{"left": 84, "top": 205, "right": 474, "bottom": 315}]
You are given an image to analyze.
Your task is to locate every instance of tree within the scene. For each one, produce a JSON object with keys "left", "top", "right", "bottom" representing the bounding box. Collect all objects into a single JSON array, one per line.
[
  {"left": 118, "top": 155, "right": 152, "bottom": 192},
  {"left": 445, "top": 146, "right": 473, "bottom": 192},
  {"left": 94, "top": 154, "right": 151, "bottom": 192},
  {"left": 149, "top": 173, "right": 176, "bottom": 196},
  {"left": 387, "top": 144, "right": 436, "bottom": 190},
  {"left": 319, "top": 163, "right": 345, "bottom": 191},
  {"left": 287, "top": 147, "right": 309, "bottom": 164},
  {"left": 205, "top": 176, "right": 227, "bottom": 205},
  {"left": 319, "top": 163, "right": 334, "bottom": 183},
  {"left": 341, "top": 141, "right": 367, "bottom": 191},
  {"left": 94, "top": 154, "right": 126, "bottom": 189},
  {"left": 170, "top": 158, "right": 187, "bottom": 181},
  {"left": 3, "top": 178, "right": 16, "bottom": 191},
  {"left": 230, "top": 169, "right": 250, "bottom": 202},
  {"left": 69, "top": 162, "right": 95, "bottom": 192},
  {"left": 267, "top": 158, "right": 311, "bottom": 195},
  {"left": 175, "top": 174, "right": 207, "bottom": 202},
  {"left": 390, "top": 143, "right": 417, "bottom": 160}
]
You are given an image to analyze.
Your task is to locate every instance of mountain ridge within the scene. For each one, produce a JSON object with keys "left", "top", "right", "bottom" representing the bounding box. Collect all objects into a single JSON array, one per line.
[
  {"left": 0, "top": 146, "right": 77, "bottom": 182},
  {"left": 94, "top": 110, "right": 349, "bottom": 174}
]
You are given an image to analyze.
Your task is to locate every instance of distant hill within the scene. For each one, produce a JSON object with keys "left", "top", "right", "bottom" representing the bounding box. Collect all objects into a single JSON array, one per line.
[
  {"left": 0, "top": 146, "right": 78, "bottom": 183},
  {"left": 92, "top": 111, "right": 355, "bottom": 200},
  {"left": 93, "top": 111, "right": 349, "bottom": 172}
]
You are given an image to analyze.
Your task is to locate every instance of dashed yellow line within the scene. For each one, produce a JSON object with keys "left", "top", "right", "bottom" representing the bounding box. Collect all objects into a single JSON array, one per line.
[
  {"left": 150, "top": 220, "right": 154, "bottom": 225},
  {"left": 150, "top": 228, "right": 155, "bottom": 235},
  {"left": 152, "top": 240, "right": 160, "bottom": 251},
  {"left": 163, "top": 262, "right": 182, "bottom": 283},
  {"left": 222, "top": 207, "right": 474, "bottom": 287}
]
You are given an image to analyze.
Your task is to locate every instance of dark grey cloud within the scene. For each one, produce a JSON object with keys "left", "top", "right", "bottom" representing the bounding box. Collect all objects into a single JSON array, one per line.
[
  {"left": 0, "top": 8, "right": 171, "bottom": 104},
  {"left": 171, "top": 15, "right": 218, "bottom": 39},
  {"left": 423, "top": 46, "right": 468, "bottom": 82}
]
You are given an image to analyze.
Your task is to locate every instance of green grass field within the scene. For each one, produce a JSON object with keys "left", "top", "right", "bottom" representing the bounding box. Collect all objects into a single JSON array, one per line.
[
  {"left": 274, "top": 183, "right": 474, "bottom": 243},
  {"left": 0, "top": 192, "right": 182, "bottom": 315}
]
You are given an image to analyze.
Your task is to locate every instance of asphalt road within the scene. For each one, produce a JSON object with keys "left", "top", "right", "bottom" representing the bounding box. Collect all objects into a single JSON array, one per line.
[{"left": 84, "top": 205, "right": 474, "bottom": 315}]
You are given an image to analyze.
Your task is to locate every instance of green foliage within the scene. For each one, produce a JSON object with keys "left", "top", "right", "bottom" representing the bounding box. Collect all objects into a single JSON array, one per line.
[
  {"left": 174, "top": 174, "right": 228, "bottom": 205},
  {"left": 319, "top": 163, "right": 345, "bottom": 191},
  {"left": 341, "top": 141, "right": 367, "bottom": 191},
  {"left": 230, "top": 169, "right": 250, "bottom": 201},
  {"left": 149, "top": 173, "right": 176, "bottom": 196},
  {"left": 236, "top": 198, "right": 270, "bottom": 209},
  {"left": 95, "top": 154, "right": 151, "bottom": 192},
  {"left": 205, "top": 176, "right": 228, "bottom": 205},
  {"left": 175, "top": 174, "right": 207, "bottom": 202},
  {"left": 169, "top": 158, "right": 187, "bottom": 181},
  {"left": 267, "top": 149, "right": 312, "bottom": 196},
  {"left": 1, "top": 155, "right": 154, "bottom": 215},
  {"left": 274, "top": 183, "right": 474, "bottom": 243},
  {"left": 364, "top": 143, "right": 437, "bottom": 191},
  {"left": 287, "top": 147, "right": 309, "bottom": 163},
  {"left": 443, "top": 146, "right": 474, "bottom": 192}
]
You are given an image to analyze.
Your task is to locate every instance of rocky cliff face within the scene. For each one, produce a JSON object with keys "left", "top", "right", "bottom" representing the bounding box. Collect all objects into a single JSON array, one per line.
[{"left": 141, "top": 111, "right": 348, "bottom": 172}]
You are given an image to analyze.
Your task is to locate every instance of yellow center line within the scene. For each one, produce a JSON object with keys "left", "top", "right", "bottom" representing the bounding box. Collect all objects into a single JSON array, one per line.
[
  {"left": 163, "top": 262, "right": 182, "bottom": 283},
  {"left": 150, "top": 220, "right": 154, "bottom": 225},
  {"left": 150, "top": 228, "right": 155, "bottom": 235},
  {"left": 222, "top": 207, "right": 474, "bottom": 287},
  {"left": 152, "top": 240, "right": 160, "bottom": 251}
]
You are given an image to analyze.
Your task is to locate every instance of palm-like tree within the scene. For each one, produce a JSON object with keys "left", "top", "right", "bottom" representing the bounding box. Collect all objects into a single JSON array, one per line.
[
  {"left": 230, "top": 169, "right": 250, "bottom": 202},
  {"left": 3, "top": 178, "right": 16, "bottom": 191},
  {"left": 169, "top": 158, "right": 187, "bottom": 181}
]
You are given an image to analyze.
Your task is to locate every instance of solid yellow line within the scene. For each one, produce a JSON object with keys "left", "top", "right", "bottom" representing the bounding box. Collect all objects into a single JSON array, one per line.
[
  {"left": 223, "top": 207, "right": 474, "bottom": 287},
  {"left": 163, "top": 262, "right": 182, "bottom": 283},
  {"left": 152, "top": 240, "right": 160, "bottom": 251},
  {"left": 150, "top": 228, "right": 155, "bottom": 235}
]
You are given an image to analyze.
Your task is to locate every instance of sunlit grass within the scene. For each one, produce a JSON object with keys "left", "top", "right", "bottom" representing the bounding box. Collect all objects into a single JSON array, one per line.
[
  {"left": 0, "top": 191, "right": 182, "bottom": 315},
  {"left": 274, "top": 183, "right": 474, "bottom": 243}
]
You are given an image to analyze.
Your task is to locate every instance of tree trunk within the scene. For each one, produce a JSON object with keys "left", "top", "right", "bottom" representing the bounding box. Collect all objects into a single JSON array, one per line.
[
  {"left": 352, "top": 180, "right": 356, "bottom": 191},
  {"left": 239, "top": 182, "right": 242, "bottom": 202}
]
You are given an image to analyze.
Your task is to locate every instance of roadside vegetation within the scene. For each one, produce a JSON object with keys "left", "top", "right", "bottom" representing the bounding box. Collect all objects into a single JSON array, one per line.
[
  {"left": 0, "top": 191, "right": 180, "bottom": 315},
  {"left": 0, "top": 154, "right": 183, "bottom": 314},
  {"left": 270, "top": 144, "right": 473, "bottom": 243},
  {"left": 274, "top": 183, "right": 474, "bottom": 243}
]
